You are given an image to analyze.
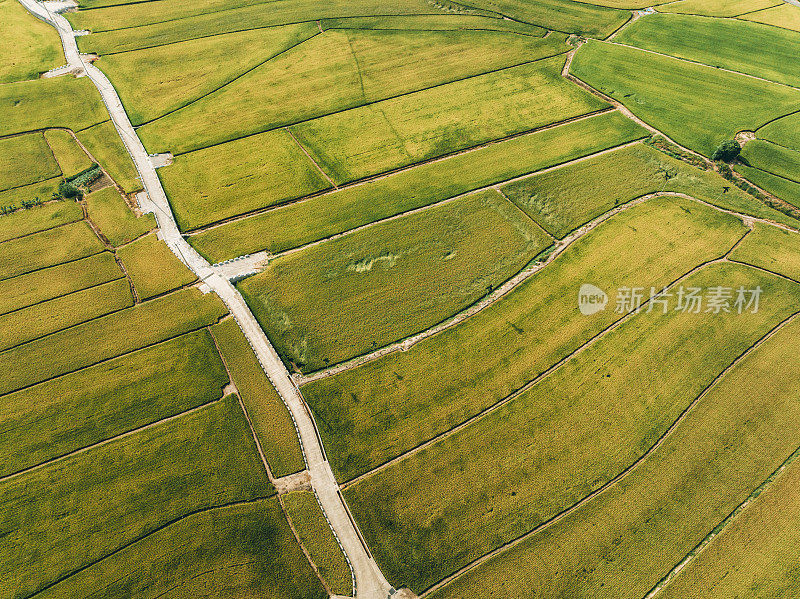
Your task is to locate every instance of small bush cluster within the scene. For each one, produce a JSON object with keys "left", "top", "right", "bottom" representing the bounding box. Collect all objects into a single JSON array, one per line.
[
  {"left": 68, "top": 163, "right": 102, "bottom": 188},
  {"left": 711, "top": 139, "right": 741, "bottom": 162},
  {"left": 0, "top": 197, "right": 44, "bottom": 217},
  {"left": 59, "top": 180, "right": 82, "bottom": 200},
  {"left": 646, "top": 135, "right": 706, "bottom": 170}
]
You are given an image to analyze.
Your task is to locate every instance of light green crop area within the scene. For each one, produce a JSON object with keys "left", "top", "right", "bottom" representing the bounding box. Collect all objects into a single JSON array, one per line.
[
  {"left": 240, "top": 190, "right": 552, "bottom": 372},
  {"left": 0, "top": 0, "right": 63, "bottom": 83},
  {"left": 730, "top": 222, "right": 800, "bottom": 281}
]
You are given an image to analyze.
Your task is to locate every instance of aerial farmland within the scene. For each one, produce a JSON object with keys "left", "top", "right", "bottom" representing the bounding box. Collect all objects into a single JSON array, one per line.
[{"left": 2, "top": 0, "right": 800, "bottom": 597}]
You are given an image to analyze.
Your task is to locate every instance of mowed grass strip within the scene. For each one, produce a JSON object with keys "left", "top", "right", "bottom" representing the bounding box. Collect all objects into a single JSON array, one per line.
[
  {"left": 346, "top": 262, "right": 800, "bottom": 592},
  {"left": 0, "top": 133, "right": 60, "bottom": 191},
  {"left": 35, "top": 498, "right": 327, "bottom": 599},
  {"left": 0, "top": 221, "right": 105, "bottom": 281},
  {"left": 159, "top": 128, "right": 331, "bottom": 230},
  {"left": 615, "top": 13, "right": 800, "bottom": 87},
  {"left": 741, "top": 139, "right": 800, "bottom": 183},
  {"left": 98, "top": 23, "right": 317, "bottom": 125},
  {"left": 0, "top": 199, "right": 82, "bottom": 243},
  {"left": 741, "top": 3, "right": 800, "bottom": 32},
  {"left": 0, "top": 0, "right": 63, "bottom": 83},
  {"left": 0, "top": 330, "right": 227, "bottom": 477},
  {"left": 570, "top": 40, "right": 800, "bottom": 157},
  {"left": 137, "top": 29, "right": 570, "bottom": 154},
  {"left": 1, "top": 395, "right": 273, "bottom": 599},
  {"left": 240, "top": 190, "right": 552, "bottom": 372},
  {"left": 68, "top": 0, "right": 496, "bottom": 49},
  {"left": 116, "top": 234, "right": 196, "bottom": 300},
  {"left": 501, "top": 142, "right": 796, "bottom": 238},
  {"left": 0, "top": 287, "right": 227, "bottom": 396},
  {"left": 189, "top": 112, "right": 647, "bottom": 262},
  {"left": 210, "top": 319, "right": 305, "bottom": 478},
  {"left": 76, "top": 121, "right": 142, "bottom": 194},
  {"left": 0, "top": 278, "right": 133, "bottom": 351},
  {"left": 291, "top": 55, "right": 608, "bottom": 183},
  {"left": 0, "top": 77, "right": 107, "bottom": 137},
  {"left": 0, "top": 252, "right": 123, "bottom": 315},
  {"left": 429, "top": 308, "right": 800, "bottom": 599},
  {"left": 43, "top": 129, "right": 94, "bottom": 178},
  {"left": 85, "top": 187, "right": 155, "bottom": 246},
  {"left": 303, "top": 197, "right": 748, "bottom": 482},
  {"left": 283, "top": 490, "right": 352, "bottom": 596},
  {"left": 658, "top": 432, "right": 800, "bottom": 598},
  {"left": 657, "top": 0, "right": 780, "bottom": 16},
  {"left": 730, "top": 222, "right": 800, "bottom": 281}
]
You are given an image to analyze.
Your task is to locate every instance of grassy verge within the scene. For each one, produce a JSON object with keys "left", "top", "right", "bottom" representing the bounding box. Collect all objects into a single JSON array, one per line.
[
  {"left": 283, "top": 490, "right": 352, "bottom": 596},
  {"left": 302, "top": 196, "right": 747, "bottom": 482},
  {"left": 240, "top": 190, "right": 551, "bottom": 372},
  {"left": 0, "top": 329, "right": 227, "bottom": 477},
  {"left": 190, "top": 111, "right": 646, "bottom": 262},
  {"left": 210, "top": 318, "right": 305, "bottom": 477}
]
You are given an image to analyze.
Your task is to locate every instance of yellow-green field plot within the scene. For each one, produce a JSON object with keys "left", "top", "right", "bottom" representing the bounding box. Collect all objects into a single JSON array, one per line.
[
  {"left": 1, "top": 395, "right": 274, "bottom": 599},
  {"left": 0, "top": 330, "right": 227, "bottom": 476},
  {"left": 570, "top": 40, "right": 800, "bottom": 157},
  {"left": 189, "top": 112, "right": 647, "bottom": 262},
  {"left": 35, "top": 498, "right": 327, "bottom": 599},
  {"left": 239, "top": 190, "right": 552, "bottom": 372},
  {"left": 347, "top": 263, "right": 800, "bottom": 592},
  {"left": 0, "top": 133, "right": 60, "bottom": 192},
  {"left": 0, "top": 0, "right": 63, "bottom": 83},
  {"left": 737, "top": 162, "right": 800, "bottom": 207},
  {"left": 429, "top": 311, "right": 800, "bottom": 599},
  {"left": 319, "top": 14, "right": 546, "bottom": 34},
  {"left": 43, "top": 129, "right": 95, "bottom": 178},
  {"left": 302, "top": 197, "right": 748, "bottom": 483},
  {"left": 136, "top": 29, "right": 571, "bottom": 154},
  {"left": 657, "top": 0, "right": 781, "bottom": 16},
  {"left": 159, "top": 128, "right": 332, "bottom": 230},
  {"left": 85, "top": 187, "right": 155, "bottom": 246},
  {"left": 290, "top": 55, "right": 608, "bottom": 183},
  {"left": 284, "top": 491, "right": 352, "bottom": 596},
  {"left": 741, "top": 139, "right": 800, "bottom": 183},
  {"left": 615, "top": 13, "right": 800, "bottom": 87},
  {"left": 0, "top": 221, "right": 105, "bottom": 281},
  {"left": 76, "top": 121, "right": 142, "bottom": 194},
  {"left": 501, "top": 142, "right": 798, "bottom": 238},
  {"left": 210, "top": 319, "right": 305, "bottom": 477},
  {"left": 730, "top": 222, "right": 800, "bottom": 281},
  {"left": 116, "top": 234, "right": 196, "bottom": 300},
  {"left": 0, "top": 199, "right": 82, "bottom": 242},
  {"left": 756, "top": 110, "right": 800, "bottom": 151},
  {"left": 741, "top": 2, "right": 800, "bottom": 31}
]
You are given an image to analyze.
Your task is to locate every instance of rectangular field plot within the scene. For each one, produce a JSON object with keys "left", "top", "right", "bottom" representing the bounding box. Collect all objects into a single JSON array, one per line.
[
  {"left": 302, "top": 196, "right": 748, "bottom": 483},
  {"left": 0, "top": 278, "right": 133, "bottom": 351},
  {"left": 189, "top": 112, "right": 647, "bottom": 263},
  {"left": 657, "top": 0, "right": 781, "bottom": 16},
  {"left": 501, "top": 142, "right": 797, "bottom": 238},
  {"left": 319, "top": 14, "right": 546, "bottom": 34},
  {"left": 43, "top": 129, "right": 94, "bottom": 179},
  {"left": 283, "top": 491, "right": 352, "bottom": 596},
  {"left": 136, "top": 29, "right": 570, "bottom": 155},
  {"left": 346, "top": 262, "right": 800, "bottom": 592},
  {"left": 0, "top": 0, "right": 63, "bottom": 83},
  {"left": 740, "top": 139, "right": 800, "bottom": 183},
  {"left": 0, "top": 287, "right": 227, "bottom": 396},
  {"left": 34, "top": 498, "right": 327, "bottom": 599},
  {"left": 291, "top": 56, "right": 609, "bottom": 183},
  {"left": 116, "top": 234, "right": 196, "bottom": 300},
  {"left": 615, "top": 14, "right": 800, "bottom": 87},
  {"left": 0, "top": 221, "right": 105, "bottom": 281},
  {"left": 570, "top": 40, "right": 800, "bottom": 157},
  {"left": 159, "top": 128, "right": 332, "bottom": 230},
  {"left": 1, "top": 395, "right": 273, "bottom": 599},
  {"left": 0, "top": 133, "right": 60, "bottom": 192},
  {"left": 0, "top": 199, "right": 82, "bottom": 243},
  {"left": 97, "top": 23, "right": 317, "bottom": 126},
  {"left": 736, "top": 163, "right": 800, "bottom": 207},
  {"left": 0, "top": 330, "right": 227, "bottom": 477},
  {"left": 0, "top": 252, "right": 123, "bottom": 315},
  {"left": 239, "top": 190, "right": 551, "bottom": 372},
  {"left": 742, "top": 3, "right": 800, "bottom": 32},
  {"left": 85, "top": 186, "right": 154, "bottom": 246},
  {"left": 730, "top": 222, "right": 800, "bottom": 281},
  {"left": 210, "top": 319, "right": 305, "bottom": 478},
  {"left": 759, "top": 112, "right": 800, "bottom": 152},
  {"left": 428, "top": 311, "right": 800, "bottom": 599},
  {"left": 76, "top": 121, "right": 142, "bottom": 194}
]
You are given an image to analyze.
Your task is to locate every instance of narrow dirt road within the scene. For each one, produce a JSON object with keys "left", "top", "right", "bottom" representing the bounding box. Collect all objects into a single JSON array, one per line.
[{"left": 18, "top": 2, "right": 393, "bottom": 597}]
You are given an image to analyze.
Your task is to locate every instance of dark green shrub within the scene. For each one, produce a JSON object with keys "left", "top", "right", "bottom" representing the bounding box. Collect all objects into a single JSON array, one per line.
[{"left": 712, "top": 140, "right": 741, "bottom": 162}]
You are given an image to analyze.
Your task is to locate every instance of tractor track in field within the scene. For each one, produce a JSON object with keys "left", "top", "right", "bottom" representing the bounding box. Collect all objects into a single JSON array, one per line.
[{"left": 17, "top": 1, "right": 392, "bottom": 597}]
